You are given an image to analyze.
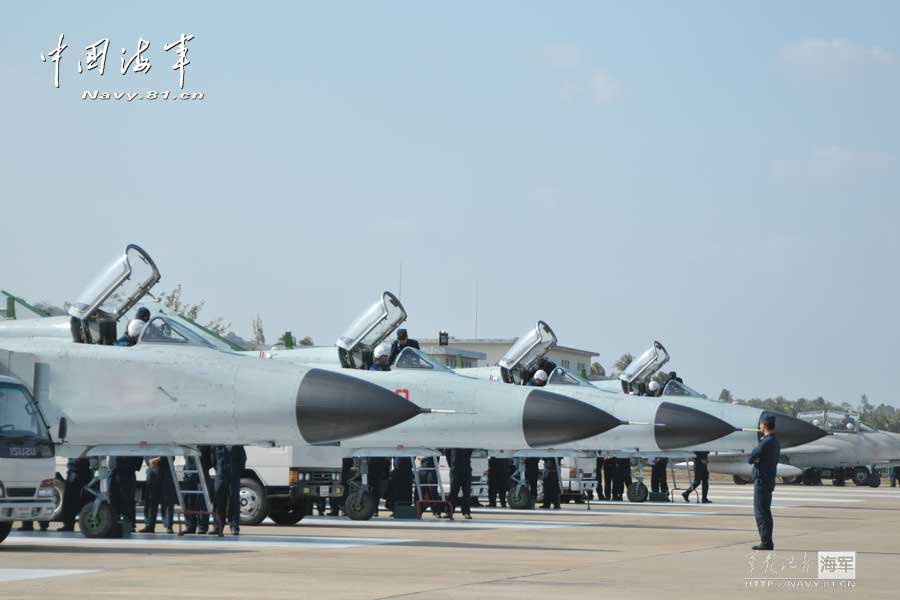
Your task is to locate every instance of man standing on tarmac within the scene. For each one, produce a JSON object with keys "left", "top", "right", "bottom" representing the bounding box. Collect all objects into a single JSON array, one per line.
[
  {"left": 749, "top": 414, "right": 780, "bottom": 551},
  {"left": 541, "top": 458, "right": 561, "bottom": 509},
  {"left": 650, "top": 457, "right": 669, "bottom": 499},
  {"left": 487, "top": 457, "right": 511, "bottom": 508},
  {"left": 212, "top": 445, "right": 247, "bottom": 536},
  {"left": 448, "top": 448, "right": 473, "bottom": 519},
  {"left": 59, "top": 458, "right": 92, "bottom": 532},
  {"left": 682, "top": 451, "right": 711, "bottom": 503}
]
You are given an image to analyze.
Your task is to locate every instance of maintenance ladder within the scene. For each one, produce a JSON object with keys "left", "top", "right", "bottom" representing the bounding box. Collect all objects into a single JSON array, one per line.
[
  {"left": 167, "top": 455, "right": 221, "bottom": 535},
  {"left": 413, "top": 457, "right": 452, "bottom": 519}
]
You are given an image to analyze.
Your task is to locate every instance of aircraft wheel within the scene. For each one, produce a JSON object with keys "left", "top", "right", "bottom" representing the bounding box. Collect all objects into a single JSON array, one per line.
[
  {"left": 0, "top": 522, "right": 11, "bottom": 544},
  {"left": 268, "top": 504, "right": 306, "bottom": 526},
  {"left": 508, "top": 485, "right": 532, "bottom": 509},
  {"left": 239, "top": 478, "right": 268, "bottom": 526},
  {"left": 627, "top": 482, "right": 649, "bottom": 503},
  {"left": 345, "top": 491, "right": 377, "bottom": 521},
  {"left": 852, "top": 467, "right": 870, "bottom": 486},
  {"left": 78, "top": 501, "right": 115, "bottom": 538},
  {"left": 732, "top": 475, "right": 751, "bottom": 485}
]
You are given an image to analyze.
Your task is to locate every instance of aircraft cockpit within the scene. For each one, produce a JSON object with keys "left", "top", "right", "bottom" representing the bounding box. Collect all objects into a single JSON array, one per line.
[
  {"left": 335, "top": 291, "right": 407, "bottom": 369},
  {"left": 138, "top": 314, "right": 218, "bottom": 349},
  {"left": 661, "top": 379, "right": 707, "bottom": 399},
  {"left": 546, "top": 366, "right": 593, "bottom": 387},
  {"left": 393, "top": 347, "right": 454, "bottom": 374},
  {"left": 67, "top": 245, "right": 161, "bottom": 345},
  {"left": 797, "top": 410, "right": 861, "bottom": 434},
  {"left": 497, "top": 321, "right": 558, "bottom": 384}
]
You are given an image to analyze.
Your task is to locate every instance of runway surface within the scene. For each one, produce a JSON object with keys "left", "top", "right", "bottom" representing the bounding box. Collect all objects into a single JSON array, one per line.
[{"left": 1, "top": 483, "right": 897, "bottom": 598}]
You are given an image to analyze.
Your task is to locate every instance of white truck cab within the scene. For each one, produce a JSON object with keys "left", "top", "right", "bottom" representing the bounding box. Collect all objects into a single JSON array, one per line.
[{"left": 0, "top": 375, "right": 57, "bottom": 544}]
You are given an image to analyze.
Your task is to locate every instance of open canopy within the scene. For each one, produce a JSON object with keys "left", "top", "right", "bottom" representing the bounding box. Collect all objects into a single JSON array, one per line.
[
  {"left": 499, "top": 321, "right": 557, "bottom": 372},
  {"left": 68, "top": 244, "right": 160, "bottom": 321},
  {"left": 797, "top": 410, "right": 861, "bottom": 434},
  {"left": 336, "top": 291, "right": 406, "bottom": 354},
  {"left": 620, "top": 341, "right": 670, "bottom": 384}
]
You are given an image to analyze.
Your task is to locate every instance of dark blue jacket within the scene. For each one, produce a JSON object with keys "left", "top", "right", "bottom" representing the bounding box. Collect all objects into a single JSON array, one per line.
[{"left": 749, "top": 434, "right": 781, "bottom": 482}]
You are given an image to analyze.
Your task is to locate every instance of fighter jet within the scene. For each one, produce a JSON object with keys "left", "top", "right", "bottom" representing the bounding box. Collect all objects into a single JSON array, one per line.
[
  {"left": 0, "top": 245, "right": 428, "bottom": 534},
  {"left": 457, "top": 323, "right": 829, "bottom": 502},
  {"left": 253, "top": 300, "right": 757, "bottom": 507},
  {"left": 714, "top": 410, "right": 900, "bottom": 486}
]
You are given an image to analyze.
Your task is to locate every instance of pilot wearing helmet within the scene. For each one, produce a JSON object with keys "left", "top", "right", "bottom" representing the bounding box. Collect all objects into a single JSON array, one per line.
[
  {"left": 648, "top": 380, "right": 661, "bottom": 397},
  {"left": 526, "top": 369, "right": 548, "bottom": 387},
  {"left": 115, "top": 318, "right": 146, "bottom": 347},
  {"left": 370, "top": 344, "right": 392, "bottom": 371}
]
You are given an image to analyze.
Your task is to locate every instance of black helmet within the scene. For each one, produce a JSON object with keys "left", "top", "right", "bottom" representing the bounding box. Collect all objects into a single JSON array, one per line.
[{"left": 136, "top": 307, "right": 151, "bottom": 321}]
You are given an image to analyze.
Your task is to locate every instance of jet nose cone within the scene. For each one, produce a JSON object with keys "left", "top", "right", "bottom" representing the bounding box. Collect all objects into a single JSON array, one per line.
[
  {"left": 654, "top": 402, "right": 738, "bottom": 450},
  {"left": 773, "top": 412, "right": 829, "bottom": 448},
  {"left": 523, "top": 390, "right": 624, "bottom": 447},
  {"left": 295, "top": 368, "right": 421, "bottom": 444}
]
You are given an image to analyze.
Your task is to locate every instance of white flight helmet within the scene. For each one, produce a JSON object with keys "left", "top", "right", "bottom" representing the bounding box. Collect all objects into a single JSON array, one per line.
[
  {"left": 534, "top": 369, "right": 548, "bottom": 383},
  {"left": 127, "top": 319, "right": 146, "bottom": 339},
  {"left": 648, "top": 380, "right": 660, "bottom": 393},
  {"left": 373, "top": 344, "right": 389, "bottom": 360}
]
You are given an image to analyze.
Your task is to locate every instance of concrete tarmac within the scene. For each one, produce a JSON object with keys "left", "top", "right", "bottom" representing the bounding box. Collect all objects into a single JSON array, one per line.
[{"left": 1, "top": 483, "right": 898, "bottom": 598}]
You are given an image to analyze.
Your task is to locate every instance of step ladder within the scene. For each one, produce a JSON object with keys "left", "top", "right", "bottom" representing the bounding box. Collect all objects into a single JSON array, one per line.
[
  {"left": 167, "top": 455, "right": 220, "bottom": 534},
  {"left": 413, "top": 457, "right": 452, "bottom": 519},
  {"left": 668, "top": 458, "right": 699, "bottom": 503}
]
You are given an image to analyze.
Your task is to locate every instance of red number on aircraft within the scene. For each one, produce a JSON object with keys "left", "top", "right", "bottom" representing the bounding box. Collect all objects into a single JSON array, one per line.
[{"left": 395, "top": 388, "right": 410, "bottom": 400}]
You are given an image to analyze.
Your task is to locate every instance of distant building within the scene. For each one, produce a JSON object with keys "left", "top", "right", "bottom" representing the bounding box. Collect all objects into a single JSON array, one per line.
[{"left": 420, "top": 336, "right": 598, "bottom": 375}]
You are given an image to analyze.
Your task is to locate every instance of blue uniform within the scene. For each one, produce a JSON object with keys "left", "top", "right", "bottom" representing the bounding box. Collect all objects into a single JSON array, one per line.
[
  {"left": 214, "top": 445, "right": 247, "bottom": 532},
  {"left": 749, "top": 433, "right": 781, "bottom": 547}
]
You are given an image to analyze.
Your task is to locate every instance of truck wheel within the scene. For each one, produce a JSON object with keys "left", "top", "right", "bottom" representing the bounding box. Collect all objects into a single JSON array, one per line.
[
  {"left": 0, "top": 522, "right": 11, "bottom": 544},
  {"left": 627, "top": 482, "right": 649, "bottom": 503},
  {"left": 868, "top": 472, "right": 881, "bottom": 487},
  {"left": 852, "top": 467, "right": 870, "bottom": 486},
  {"left": 268, "top": 505, "right": 306, "bottom": 526},
  {"left": 345, "top": 491, "right": 377, "bottom": 521},
  {"left": 50, "top": 477, "right": 66, "bottom": 521},
  {"left": 239, "top": 478, "right": 267, "bottom": 526},
  {"left": 508, "top": 484, "right": 532, "bottom": 509},
  {"left": 78, "top": 501, "right": 115, "bottom": 538},
  {"left": 732, "top": 475, "right": 750, "bottom": 485}
]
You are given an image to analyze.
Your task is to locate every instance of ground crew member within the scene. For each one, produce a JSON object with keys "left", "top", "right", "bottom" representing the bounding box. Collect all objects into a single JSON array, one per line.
[
  {"left": 890, "top": 466, "right": 897, "bottom": 487},
  {"left": 390, "top": 457, "right": 414, "bottom": 508},
  {"left": 212, "top": 445, "right": 247, "bottom": 536},
  {"left": 389, "top": 329, "right": 420, "bottom": 365},
  {"left": 594, "top": 457, "right": 606, "bottom": 500},
  {"left": 59, "top": 458, "right": 92, "bottom": 532},
  {"left": 524, "top": 457, "right": 540, "bottom": 507},
  {"left": 330, "top": 457, "right": 355, "bottom": 516},
  {"left": 682, "top": 451, "right": 711, "bottom": 503},
  {"left": 141, "top": 455, "right": 176, "bottom": 533},
  {"left": 448, "top": 448, "right": 473, "bottom": 519},
  {"left": 16, "top": 520, "right": 49, "bottom": 532},
  {"left": 650, "top": 457, "right": 669, "bottom": 498},
  {"left": 750, "top": 414, "right": 780, "bottom": 550},
  {"left": 110, "top": 455, "right": 142, "bottom": 531},
  {"left": 603, "top": 456, "right": 616, "bottom": 501},
  {"left": 370, "top": 344, "right": 391, "bottom": 371},
  {"left": 541, "top": 458, "right": 561, "bottom": 509},
  {"left": 487, "top": 457, "right": 511, "bottom": 508}
]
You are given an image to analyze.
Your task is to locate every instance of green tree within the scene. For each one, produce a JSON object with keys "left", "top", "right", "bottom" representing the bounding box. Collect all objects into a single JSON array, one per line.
[
  {"left": 613, "top": 353, "right": 634, "bottom": 373},
  {"left": 590, "top": 362, "right": 606, "bottom": 378},
  {"left": 156, "top": 284, "right": 231, "bottom": 335},
  {"left": 298, "top": 336, "right": 314, "bottom": 347},
  {"left": 718, "top": 388, "right": 733, "bottom": 403}
]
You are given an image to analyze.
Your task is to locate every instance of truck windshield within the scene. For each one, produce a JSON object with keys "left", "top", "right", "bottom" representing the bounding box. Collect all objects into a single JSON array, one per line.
[{"left": 0, "top": 384, "right": 50, "bottom": 441}]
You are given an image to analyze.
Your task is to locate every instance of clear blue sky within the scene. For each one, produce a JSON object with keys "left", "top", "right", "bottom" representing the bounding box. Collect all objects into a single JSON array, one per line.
[{"left": 2, "top": 2, "right": 898, "bottom": 406}]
